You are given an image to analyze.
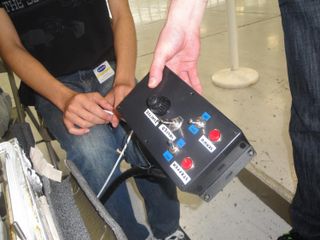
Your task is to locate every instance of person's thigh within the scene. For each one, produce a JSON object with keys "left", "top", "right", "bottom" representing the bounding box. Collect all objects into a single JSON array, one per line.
[
  {"left": 36, "top": 95, "right": 120, "bottom": 191},
  {"left": 34, "top": 70, "right": 150, "bottom": 239}
]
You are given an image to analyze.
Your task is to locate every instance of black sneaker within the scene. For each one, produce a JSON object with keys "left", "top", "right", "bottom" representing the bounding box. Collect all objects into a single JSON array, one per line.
[{"left": 278, "top": 230, "right": 305, "bottom": 240}]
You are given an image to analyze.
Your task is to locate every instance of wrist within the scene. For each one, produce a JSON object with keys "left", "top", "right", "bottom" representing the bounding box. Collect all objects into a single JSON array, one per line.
[
  {"left": 56, "top": 88, "right": 77, "bottom": 112},
  {"left": 114, "top": 77, "right": 136, "bottom": 88},
  {"left": 113, "top": 74, "right": 136, "bottom": 94}
]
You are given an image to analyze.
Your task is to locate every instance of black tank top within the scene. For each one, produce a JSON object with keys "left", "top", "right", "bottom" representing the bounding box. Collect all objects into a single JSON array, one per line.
[{"left": 1, "top": 0, "right": 115, "bottom": 105}]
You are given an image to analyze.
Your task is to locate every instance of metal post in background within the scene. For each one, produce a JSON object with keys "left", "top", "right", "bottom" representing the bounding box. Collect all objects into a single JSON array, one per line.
[{"left": 212, "top": 0, "right": 259, "bottom": 88}]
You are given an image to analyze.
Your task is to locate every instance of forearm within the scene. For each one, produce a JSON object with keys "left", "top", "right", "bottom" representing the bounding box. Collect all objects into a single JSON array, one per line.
[
  {"left": 148, "top": 0, "right": 206, "bottom": 92},
  {"left": 111, "top": 12, "right": 137, "bottom": 87},
  {"left": 1, "top": 45, "right": 75, "bottom": 111},
  {"left": 0, "top": 10, "right": 75, "bottom": 111},
  {"left": 166, "top": 0, "right": 207, "bottom": 30}
]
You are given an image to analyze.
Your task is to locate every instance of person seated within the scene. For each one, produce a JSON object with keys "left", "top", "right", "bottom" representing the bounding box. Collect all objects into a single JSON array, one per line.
[{"left": 0, "top": 1, "right": 184, "bottom": 239}]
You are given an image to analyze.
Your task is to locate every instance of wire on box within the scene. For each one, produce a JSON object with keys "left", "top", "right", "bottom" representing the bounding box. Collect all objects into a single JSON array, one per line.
[{"left": 97, "top": 130, "right": 134, "bottom": 199}]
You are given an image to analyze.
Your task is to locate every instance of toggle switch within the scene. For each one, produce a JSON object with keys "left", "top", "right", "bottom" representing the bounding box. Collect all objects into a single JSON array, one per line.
[
  {"left": 188, "top": 117, "right": 206, "bottom": 129},
  {"left": 168, "top": 141, "right": 179, "bottom": 154},
  {"left": 161, "top": 116, "right": 184, "bottom": 132}
]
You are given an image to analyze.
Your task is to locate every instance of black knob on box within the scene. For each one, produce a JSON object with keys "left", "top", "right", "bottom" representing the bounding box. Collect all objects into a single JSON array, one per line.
[{"left": 146, "top": 95, "right": 171, "bottom": 116}]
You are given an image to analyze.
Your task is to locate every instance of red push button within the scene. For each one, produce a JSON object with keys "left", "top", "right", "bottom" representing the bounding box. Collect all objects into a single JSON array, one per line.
[
  {"left": 181, "top": 157, "right": 193, "bottom": 171},
  {"left": 209, "top": 129, "right": 221, "bottom": 142}
]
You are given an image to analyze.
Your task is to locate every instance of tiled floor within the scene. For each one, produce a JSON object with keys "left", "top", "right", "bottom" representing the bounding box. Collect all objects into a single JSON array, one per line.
[{"left": 0, "top": 0, "right": 294, "bottom": 239}]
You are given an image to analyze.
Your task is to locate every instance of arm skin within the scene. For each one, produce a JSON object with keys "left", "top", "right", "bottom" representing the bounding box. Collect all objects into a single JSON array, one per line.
[
  {"left": 0, "top": 9, "right": 113, "bottom": 135},
  {"left": 149, "top": 0, "right": 207, "bottom": 94},
  {"left": 0, "top": 0, "right": 136, "bottom": 134},
  {"left": 105, "top": 0, "right": 137, "bottom": 128}
]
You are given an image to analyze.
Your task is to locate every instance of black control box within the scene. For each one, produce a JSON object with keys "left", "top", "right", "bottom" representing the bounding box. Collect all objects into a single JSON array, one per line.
[{"left": 117, "top": 67, "right": 255, "bottom": 202}]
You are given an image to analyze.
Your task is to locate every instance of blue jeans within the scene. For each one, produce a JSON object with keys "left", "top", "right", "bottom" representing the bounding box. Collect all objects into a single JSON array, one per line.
[
  {"left": 34, "top": 66, "right": 180, "bottom": 239},
  {"left": 279, "top": 1, "right": 320, "bottom": 239}
]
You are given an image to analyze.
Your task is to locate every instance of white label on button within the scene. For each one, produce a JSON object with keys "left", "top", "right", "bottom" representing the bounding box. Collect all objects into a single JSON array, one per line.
[
  {"left": 170, "top": 161, "right": 191, "bottom": 185},
  {"left": 199, "top": 135, "right": 216, "bottom": 153},
  {"left": 159, "top": 124, "right": 176, "bottom": 141},
  {"left": 144, "top": 108, "right": 160, "bottom": 126}
]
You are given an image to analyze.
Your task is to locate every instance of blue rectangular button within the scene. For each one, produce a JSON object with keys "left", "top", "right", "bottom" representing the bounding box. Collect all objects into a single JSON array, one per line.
[
  {"left": 202, "top": 112, "right": 211, "bottom": 121},
  {"left": 177, "top": 138, "right": 186, "bottom": 148},
  {"left": 163, "top": 150, "right": 174, "bottom": 161},
  {"left": 188, "top": 124, "right": 199, "bottom": 135}
]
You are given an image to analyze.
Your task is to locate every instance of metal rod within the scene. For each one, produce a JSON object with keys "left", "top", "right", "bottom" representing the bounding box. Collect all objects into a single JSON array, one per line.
[
  {"left": 227, "top": 0, "right": 239, "bottom": 70},
  {"left": 13, "top": 221, "right": 27, "bottom": 240}
]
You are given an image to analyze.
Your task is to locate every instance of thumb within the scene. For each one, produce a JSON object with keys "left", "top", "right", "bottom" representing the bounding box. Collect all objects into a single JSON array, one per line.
[{"left": 149, "top": 48, "right": 170, "bottom": 88}]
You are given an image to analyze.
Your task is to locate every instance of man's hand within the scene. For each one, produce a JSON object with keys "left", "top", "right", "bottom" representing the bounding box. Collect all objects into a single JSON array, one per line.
[
  {"left": 63, "top": 92, "right": 114, "bottom": 135},
  {"left": 149, "top": 25, "right": 202, "bottom": 94},
  {"left": 104, "top": 82, "right": 135, "bottom": 128},
  {"left": 148, "top": 0, "right": 207, "bottom": 94}
]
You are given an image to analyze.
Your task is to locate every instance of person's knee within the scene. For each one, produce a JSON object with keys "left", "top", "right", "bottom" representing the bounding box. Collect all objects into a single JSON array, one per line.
[{"left": 66, "top": 129, "right": 120, "bottom": 178}]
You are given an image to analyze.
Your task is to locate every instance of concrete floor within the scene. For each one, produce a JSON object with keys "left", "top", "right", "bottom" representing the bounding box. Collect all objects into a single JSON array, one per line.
[{"left": 0, "top": 0, "right": 294, "bottom": 239}]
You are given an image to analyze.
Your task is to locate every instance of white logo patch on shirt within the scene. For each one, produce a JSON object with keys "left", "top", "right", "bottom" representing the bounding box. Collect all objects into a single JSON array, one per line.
[{"left": 94, "top": 60, "right": 115, "bottom": 84}]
